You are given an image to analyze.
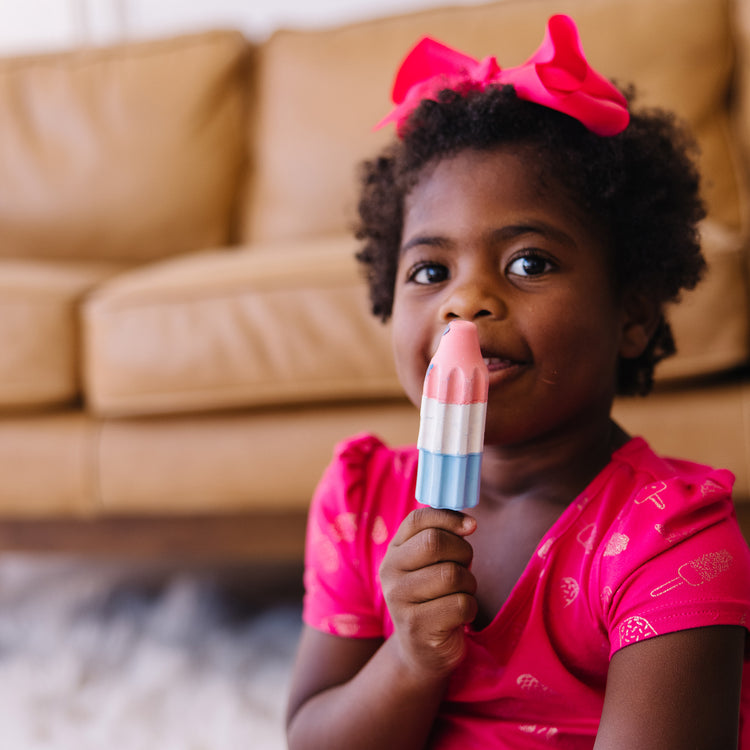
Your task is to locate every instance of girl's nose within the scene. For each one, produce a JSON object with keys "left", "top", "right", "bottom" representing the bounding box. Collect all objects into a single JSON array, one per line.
[{"left": 439, "top": 278, "right": 506, "bottom": 322}]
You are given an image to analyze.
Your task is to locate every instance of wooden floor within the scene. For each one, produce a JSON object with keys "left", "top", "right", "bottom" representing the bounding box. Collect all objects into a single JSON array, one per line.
[
  {"left": 0, "top": 503, "right": 745, "bottom": 563},
  {"left": 0, "top": 510, "right": 309, "bottom": 563}
]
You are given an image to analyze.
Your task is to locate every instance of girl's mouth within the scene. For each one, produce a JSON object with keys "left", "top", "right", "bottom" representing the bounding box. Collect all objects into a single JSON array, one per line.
[
  {"left": 483, "top": 356, "right": 515, "bottom": 372},
  {"left": 481, "top": 352, "right": 528, "bottom": 387}
]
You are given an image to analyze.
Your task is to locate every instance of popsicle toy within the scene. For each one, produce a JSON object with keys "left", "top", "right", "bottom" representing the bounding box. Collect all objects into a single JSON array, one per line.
[
  {"left": 416, "top": 320, "right": 489, "bottom": 510},
  {"left": 649, "top": 549, "right": 733, "bottom": 598}
]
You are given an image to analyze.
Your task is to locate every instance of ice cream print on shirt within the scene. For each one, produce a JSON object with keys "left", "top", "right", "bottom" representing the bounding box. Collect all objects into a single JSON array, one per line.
[{"left": 650, "top": 549, "right": 734, "bottom": 598}]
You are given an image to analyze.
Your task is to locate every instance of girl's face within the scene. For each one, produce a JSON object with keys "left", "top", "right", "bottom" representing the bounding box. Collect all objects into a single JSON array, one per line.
[{"left": 392, "top": 147, "right": 646, "bottom": 449}]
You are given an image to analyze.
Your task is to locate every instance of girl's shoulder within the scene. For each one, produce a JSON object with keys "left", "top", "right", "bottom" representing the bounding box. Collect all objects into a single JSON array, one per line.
[
  {"left": 588, "top": 437, "right": 750, "bottom": 656},
  {"left": 586, "top": 437, "right": 738, "bottom": 555},
  {"left": 607, "top": 436, "right": 735, "bottom": 512},
  {"left": 310, "top": 433, "right": 419, "bottom": 522},
  {"left": 331, "top": 432, "right": 417, "bottom": 472},
  {"left": 562, "top": 436, "right": 736, "bottom": 554},
  {"left": 614, "top": 435, "right": 733, "bottom": 480}
]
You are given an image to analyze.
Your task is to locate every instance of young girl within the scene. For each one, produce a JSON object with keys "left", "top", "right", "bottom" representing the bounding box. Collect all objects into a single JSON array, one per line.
[{"left": 287, "top": 15, "right": 750, "bottom": 749}]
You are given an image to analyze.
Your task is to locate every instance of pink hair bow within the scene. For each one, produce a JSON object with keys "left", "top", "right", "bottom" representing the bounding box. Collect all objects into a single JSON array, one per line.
[{"left": 376, "top": 14, "right": 629, "bottom": 137}]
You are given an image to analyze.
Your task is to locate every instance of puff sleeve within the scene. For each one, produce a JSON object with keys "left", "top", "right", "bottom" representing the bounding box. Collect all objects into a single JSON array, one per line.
[{"left": 302, "top": 434, "right": 407, "bottom": 639}]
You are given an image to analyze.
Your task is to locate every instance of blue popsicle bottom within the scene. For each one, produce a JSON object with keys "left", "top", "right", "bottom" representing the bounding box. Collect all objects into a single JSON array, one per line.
[{"left": 416, "top": 449, "right": 482, "bottom": 510}]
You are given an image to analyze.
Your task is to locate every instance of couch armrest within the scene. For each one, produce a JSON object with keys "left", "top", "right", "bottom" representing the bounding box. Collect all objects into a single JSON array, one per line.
[{"left": 82, "top": 236, "right": 402, "bottom": 417}]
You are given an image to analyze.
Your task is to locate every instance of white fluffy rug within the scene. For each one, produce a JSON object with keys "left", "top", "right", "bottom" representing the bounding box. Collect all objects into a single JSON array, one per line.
[{"left": 0, "top": 554, "right": 303, "bottom": 749}]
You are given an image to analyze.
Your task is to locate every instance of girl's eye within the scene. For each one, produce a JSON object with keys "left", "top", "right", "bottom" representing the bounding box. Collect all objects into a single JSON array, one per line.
[
  {"left": 408, "top": 262, "right": 449, "bottom": 285},
  {"left": 507, "top": 253, "right": 554, "bottom": 278}
]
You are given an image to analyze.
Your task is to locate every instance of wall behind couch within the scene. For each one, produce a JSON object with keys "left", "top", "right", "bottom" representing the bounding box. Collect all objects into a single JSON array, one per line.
[{"left": 0, "top": 0, "right": 495, "bottom": 54}]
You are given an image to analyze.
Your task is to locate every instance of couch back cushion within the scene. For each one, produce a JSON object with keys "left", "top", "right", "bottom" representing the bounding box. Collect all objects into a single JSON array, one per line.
[
  {"left": 241, "top": 0, "right": 748, "bottom": 384},
  {"left": 242, "top": 0, "right": 739, "bottom": 243},
  {"left": 0, "top": 30, "right": 247, "bottom": 262},
  {"left": 733, "top": 0, "right": 750, "bottom": 199}
]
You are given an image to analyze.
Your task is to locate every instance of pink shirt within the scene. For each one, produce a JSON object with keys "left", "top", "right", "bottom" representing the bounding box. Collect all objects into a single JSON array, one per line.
[{"left": 303, "top": 434, "right": 750, "bottom": 748}]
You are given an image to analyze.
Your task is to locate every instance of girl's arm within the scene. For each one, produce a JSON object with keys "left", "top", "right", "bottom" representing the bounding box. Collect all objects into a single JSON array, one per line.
[
  {"left": 286, "top": 627, "right": 448, "bottom": 750},
  {"left": 286, "top": 508, "right": 478, "bottom": 750},
  {"left": 594, "top": 624, "right": 745, "bottom": 749}
]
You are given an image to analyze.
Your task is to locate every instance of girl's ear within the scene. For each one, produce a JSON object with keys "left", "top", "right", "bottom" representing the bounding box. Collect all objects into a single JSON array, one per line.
[{"left": 619, "top": 291, "right": 662, "bottom": 359}]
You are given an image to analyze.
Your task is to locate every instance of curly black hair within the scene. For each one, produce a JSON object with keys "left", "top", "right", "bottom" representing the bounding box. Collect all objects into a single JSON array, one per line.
[{"left": 354, "top": 85, "right": 707, "bottom": 396}]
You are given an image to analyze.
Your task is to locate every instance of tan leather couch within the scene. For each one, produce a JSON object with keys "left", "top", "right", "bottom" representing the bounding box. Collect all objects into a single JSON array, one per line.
[{"left": 1, "top": 0, "right": 749, "bottom": 559}]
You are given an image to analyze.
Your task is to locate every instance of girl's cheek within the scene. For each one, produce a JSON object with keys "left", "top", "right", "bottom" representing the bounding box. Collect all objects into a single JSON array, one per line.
[{"left": 392, "top": 335, "right": 423, "bottom": 407}]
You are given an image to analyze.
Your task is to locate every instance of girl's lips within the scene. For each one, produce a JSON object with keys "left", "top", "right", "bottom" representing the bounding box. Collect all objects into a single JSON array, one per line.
[
  {"left": 481, "top": 352, "right": 528, "bottom": 386},
  {"left": 483, "top": 356, "right": 517, "bottom": 373}
]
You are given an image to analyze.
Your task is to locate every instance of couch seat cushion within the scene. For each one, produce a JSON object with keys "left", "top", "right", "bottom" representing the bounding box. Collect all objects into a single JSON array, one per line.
[
  {"left": 0, "top": 259, "right": 128, "bottom": 409},
  {"left": 83, "top": 237, "right": 403, "bottom": 417}
]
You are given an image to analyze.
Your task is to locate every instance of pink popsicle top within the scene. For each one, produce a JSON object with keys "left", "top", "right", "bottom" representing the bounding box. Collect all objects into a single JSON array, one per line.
[{"left": 422, "top": 321, "right": 489, "bottom": 404}]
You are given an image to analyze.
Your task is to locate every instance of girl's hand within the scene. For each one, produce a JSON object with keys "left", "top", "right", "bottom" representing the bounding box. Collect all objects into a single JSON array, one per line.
[
  {"left": 287, "top": 508, "right": 477, "bottom": 750},
  {"left": 379, "top": 507, "right": 478, "bottom": 679}
]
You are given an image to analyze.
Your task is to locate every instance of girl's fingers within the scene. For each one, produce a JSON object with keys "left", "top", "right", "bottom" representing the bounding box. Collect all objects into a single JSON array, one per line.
[
  {"left": 416, "top": 590, "right": 479, "bottom": 630},
  {"left": 386, "top": 508, "right": 476, "bottom": 573},
  {"left": 387, "top": 524, "right": 475, "bottom": 573},
  {"left": 391, "top": 508, "right": 476, "bottom": 548},
  {"left": 387, "top": 560, "right": 477, "bottom": 605}
]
